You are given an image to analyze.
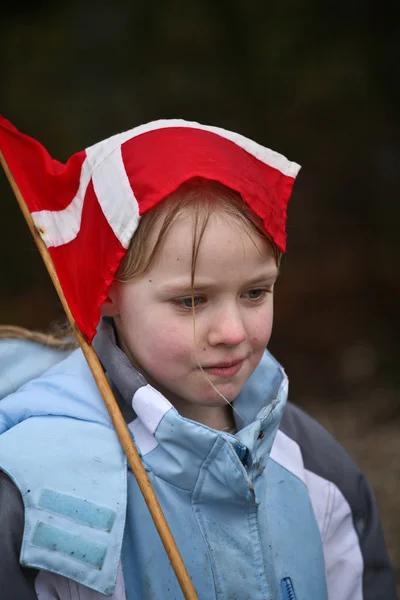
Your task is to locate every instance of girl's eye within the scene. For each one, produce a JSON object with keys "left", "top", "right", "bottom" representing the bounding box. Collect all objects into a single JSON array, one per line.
[
  {"left": 243, "top": 288, "right": 271, "bottom": 301},
  {"left": 174, "top": 296, "right": 205, "bottom": 310}
]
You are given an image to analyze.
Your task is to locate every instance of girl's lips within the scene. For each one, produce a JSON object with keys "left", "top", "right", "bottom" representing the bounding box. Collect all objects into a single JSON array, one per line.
[{"left": 202, "top": 359, "right": 245, "bottom": 378}]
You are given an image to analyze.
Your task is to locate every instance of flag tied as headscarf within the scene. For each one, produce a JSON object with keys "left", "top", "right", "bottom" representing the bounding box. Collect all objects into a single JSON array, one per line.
[{"left": 0, "top": 117, "right": 301, "bottom": 342}]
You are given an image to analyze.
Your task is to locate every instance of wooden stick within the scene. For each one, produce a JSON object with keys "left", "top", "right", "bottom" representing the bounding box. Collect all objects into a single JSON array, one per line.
[{"left": 0, "top": 150, "right": 198, "bottom": 600}]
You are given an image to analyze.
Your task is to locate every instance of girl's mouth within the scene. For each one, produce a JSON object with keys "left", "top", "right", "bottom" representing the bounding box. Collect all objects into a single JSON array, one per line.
[{"left": 202, "top": 359, "right": 245, "bottom": 378}]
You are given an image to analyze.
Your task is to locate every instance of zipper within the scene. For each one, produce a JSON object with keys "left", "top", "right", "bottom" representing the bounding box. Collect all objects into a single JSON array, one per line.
[{"left": 280, "top": 577, "right": 297, "bottom": 600}]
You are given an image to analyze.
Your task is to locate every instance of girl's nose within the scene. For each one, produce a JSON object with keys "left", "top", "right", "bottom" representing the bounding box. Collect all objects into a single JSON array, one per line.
[{"left": 207, "top": 307, "right": 247, "bottom": 347}]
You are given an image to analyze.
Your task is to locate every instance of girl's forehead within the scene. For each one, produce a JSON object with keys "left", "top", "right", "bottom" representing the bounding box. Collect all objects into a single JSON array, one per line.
[{"left": 153, "top": 211, "right": 274, "bottom": 273}]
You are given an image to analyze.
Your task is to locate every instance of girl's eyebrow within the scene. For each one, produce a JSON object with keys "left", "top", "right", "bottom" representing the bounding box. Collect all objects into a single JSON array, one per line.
[
  {"left": 159, "top": 269, "right": 280, "bottom": 294},
  {"left": 243, "top": 269, "right": 280, "bottom": 285}
]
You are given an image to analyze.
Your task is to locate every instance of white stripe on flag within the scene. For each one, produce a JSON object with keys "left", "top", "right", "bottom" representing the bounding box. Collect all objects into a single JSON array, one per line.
[
  {"left": 31, "top": 158, "right": 92, "bottom": 248},
  {"left": 31, "top": 142, "right": 140, "bottom": 249},
  {"left": 89, "top": 145, "right": 140, "bottom": 249}
]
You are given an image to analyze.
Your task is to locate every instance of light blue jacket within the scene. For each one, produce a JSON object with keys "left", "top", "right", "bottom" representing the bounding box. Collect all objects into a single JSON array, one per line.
[{"left": 0, "top": 343, "right": 328, "bottom": 599}]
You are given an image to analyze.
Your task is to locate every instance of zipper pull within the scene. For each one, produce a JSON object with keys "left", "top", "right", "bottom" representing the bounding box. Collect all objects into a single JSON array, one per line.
[{"left": 281, "top": 577, "right": 297, "bottom": 600}]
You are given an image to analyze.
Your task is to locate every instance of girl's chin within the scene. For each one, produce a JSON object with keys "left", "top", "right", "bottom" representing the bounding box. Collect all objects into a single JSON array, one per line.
[
  {"left": 190, "top": 388, "right": 242, "bottom": 407},
  {"left": 156, "top": 378, "right": 243, "bottom": 408}
]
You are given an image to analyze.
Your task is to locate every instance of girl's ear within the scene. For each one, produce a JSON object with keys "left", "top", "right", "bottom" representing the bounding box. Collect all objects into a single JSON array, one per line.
[{"left": 100, "top": 281, "right": 120, "bottom": 317}]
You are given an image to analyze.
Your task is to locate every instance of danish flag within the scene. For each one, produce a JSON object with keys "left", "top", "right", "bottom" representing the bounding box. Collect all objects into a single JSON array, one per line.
[{"left": 0, "top": 116, "right": 300, "bottom": 342}]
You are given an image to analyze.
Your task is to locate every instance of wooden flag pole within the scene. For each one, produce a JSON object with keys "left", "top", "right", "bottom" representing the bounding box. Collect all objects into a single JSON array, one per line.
[{"left": 0, "top": 150, "right": 198, "bottom": 600}]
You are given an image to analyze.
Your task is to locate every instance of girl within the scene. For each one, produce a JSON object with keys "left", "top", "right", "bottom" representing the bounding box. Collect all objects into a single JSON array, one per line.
[{"left": 0, "top": 119, "right": 396, "bottom": 600}]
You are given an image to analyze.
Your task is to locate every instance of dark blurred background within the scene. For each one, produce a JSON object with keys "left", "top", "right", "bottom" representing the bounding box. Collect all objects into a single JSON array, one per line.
[{"left": 1, "top": 1, "right": 399, "bottom": 588}]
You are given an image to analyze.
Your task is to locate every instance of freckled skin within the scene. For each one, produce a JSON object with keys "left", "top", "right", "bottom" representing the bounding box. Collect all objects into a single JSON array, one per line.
[{"left": 103, "top": 212, "right": 277, "bottom": 430}]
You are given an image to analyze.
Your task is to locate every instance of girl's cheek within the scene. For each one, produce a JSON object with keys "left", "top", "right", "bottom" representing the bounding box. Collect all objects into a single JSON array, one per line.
[{"left": 146, "top": 330, "right": 189, "bottom": 360}]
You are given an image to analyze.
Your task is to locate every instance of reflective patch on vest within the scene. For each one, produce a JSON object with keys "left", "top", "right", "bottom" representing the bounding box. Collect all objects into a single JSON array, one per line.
[
  {"left": 38, "top": 489, "right": 116, "bottom": 531},
  {"left": 32, "top": 522, "right": 107, "bottom": 570}
]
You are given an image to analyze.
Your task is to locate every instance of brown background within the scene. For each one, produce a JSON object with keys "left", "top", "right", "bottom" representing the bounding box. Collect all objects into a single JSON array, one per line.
[{"left": 1, "top": 2, "right": 399, "bottom": 591}]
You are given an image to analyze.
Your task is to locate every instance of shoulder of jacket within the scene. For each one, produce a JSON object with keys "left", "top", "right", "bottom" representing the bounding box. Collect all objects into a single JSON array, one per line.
[
  {"left": 279, "top": 402, "right": 364, "bottom": 495},
  {"left": 0, "top": 339, "right": 72, "bottom": 400}
]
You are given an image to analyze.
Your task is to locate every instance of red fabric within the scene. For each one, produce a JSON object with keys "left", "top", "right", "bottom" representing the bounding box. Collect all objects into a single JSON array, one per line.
[
  {"left": 0, "top": 117, "right": 86, "bottom": 212},
  {"left": 123, "top": 127, "right": 292, "bottom": 252},
  {"left": 49, "top": 180, "right": 126, "bottom": 341},
  {"left": 0, "top": 116, "right": 298, "bottom": 342},
  {"left": 0, "top": 117, "right": 121, "bottom": 341}
]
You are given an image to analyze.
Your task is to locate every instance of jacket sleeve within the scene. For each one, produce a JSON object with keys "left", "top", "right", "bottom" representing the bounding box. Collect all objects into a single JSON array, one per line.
[
  {"left": 280, "top": 402, "right": 398, "bottom": 600},
  {"left": 0, "top": 470, "right": 39, "bottom": 600}
]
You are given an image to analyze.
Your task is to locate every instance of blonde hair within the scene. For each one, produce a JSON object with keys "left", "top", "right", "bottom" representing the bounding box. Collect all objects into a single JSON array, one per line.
[
  {"left": 117, "top": 177, "right": 280, "bottom": 284},
  {"left": 0, "top": 324, "right": 78, "bottom": 350}
]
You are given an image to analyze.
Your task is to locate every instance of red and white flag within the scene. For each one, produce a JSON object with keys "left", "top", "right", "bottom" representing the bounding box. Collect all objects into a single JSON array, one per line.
[{"left": 0, "top": 116, "right": 301, "bottom": 342}]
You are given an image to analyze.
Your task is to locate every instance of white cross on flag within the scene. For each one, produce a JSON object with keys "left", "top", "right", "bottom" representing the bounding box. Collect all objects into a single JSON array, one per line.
[{"left": 0, "top": 116, "right": 300, "bottom": 342}]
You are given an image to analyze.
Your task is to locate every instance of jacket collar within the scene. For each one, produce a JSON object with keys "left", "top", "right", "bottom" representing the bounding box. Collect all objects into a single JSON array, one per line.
[{"left": 93, "top": 318, "right": 288, "bottom": 483}]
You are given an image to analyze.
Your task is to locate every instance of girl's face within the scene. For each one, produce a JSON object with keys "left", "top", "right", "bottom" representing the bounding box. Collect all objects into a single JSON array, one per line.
[{"left": 104, "top": 211, "right": 278, "bottom": 428}]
